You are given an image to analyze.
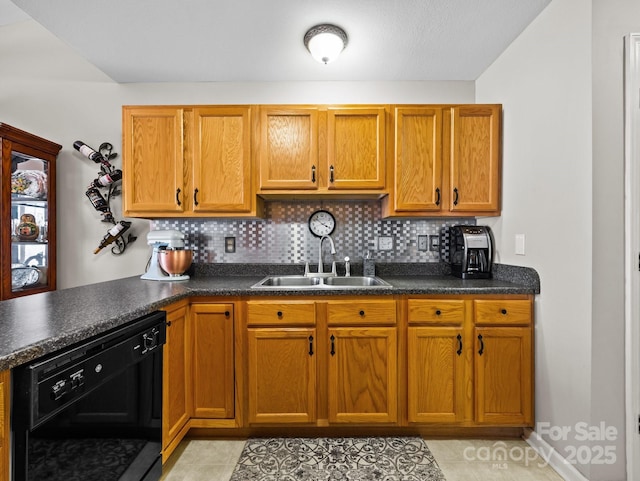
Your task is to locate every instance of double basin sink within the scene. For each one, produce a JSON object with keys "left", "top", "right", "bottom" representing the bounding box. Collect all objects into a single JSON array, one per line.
[{"left": 251, "top": 275, "right": 392, "bottom": 290}]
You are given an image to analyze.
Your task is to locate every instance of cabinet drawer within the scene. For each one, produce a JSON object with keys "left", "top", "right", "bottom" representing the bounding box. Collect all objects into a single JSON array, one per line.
[
  {"left": 474, "top": 299, "right": 531, "bottom": 326},
  {"left": 327, "top": 300, "right": 396, "bottom": 325},
  {"left": 407, "top": 299, "right": 465, "bottom": 325},
  {"left": 246, "top": 301, "right": 316, "bottom": 326}
]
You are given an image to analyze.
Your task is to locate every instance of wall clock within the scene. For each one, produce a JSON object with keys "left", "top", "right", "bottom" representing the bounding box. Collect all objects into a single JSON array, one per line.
[{"left": 308, "top": 210, "right": 336, "bottom": 237}]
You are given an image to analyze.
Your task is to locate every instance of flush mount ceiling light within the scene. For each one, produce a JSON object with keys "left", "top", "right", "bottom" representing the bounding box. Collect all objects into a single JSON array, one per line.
[{"left": 304, "top": 24, "right": 348, "bottom": 64}]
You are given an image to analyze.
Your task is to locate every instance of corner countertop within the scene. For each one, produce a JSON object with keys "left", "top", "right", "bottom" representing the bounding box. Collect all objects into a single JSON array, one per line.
[{"left": 0, "top": 263, "right": 539, "bottom": 371}]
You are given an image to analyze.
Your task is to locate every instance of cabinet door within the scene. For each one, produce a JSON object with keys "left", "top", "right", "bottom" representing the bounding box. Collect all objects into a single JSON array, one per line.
[
  {"left": 327, "top": 327, "right": 397, "bottom": 423},
  {"left": 191, "top": 303, "right": 235, "bottom": 419},
  {"left": 392, "top": 107, "right": 443, "bottom": 212},
  {"left": 0, "top": 370, "right": 9, "bottom": 481},
  {"left": 474, "top": 326, "right": 532, "bottom": 425},
  {"left": 449, "top": 105, "right": 500, "bottom": 212},
  {"left": 247, "top": 328, "right": 317, "bottom": 424},
  {"left": 327, "top": 107, "right": 386, "bottom": 190},
  {"left": 162, "top": 303, "right": 191, "bottom": 460},
  {"left": 258, "top": 106, "right": 319, "bottom": 190},
  {"left": 407, "top": 327, "right": 466, "bottom": 423},
  {"left": 122, "top": 107, "right": 185, "bottom": 215},
  {"left": 193, "top": 107, "right": 253, "bottom": 212}
]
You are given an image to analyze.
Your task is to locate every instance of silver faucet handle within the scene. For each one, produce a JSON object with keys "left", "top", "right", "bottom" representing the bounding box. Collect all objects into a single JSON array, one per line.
[
  {"left": 344, "top": 256, "right": 350, "bottom": 277},
  {"left": 331, "top": 261, "right": 337, "bottom": 275},
  {"left": 304, "top": 262, "right": 310, "bottom": 276}
]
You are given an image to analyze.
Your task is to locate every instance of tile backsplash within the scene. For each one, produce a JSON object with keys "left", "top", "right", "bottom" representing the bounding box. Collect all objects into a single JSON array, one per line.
[{"left": 152, "top": 201, "right": 474, "bottom": 265}]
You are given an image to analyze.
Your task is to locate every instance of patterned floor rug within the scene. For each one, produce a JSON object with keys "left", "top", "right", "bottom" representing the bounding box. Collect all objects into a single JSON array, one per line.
[{"left": 229, "top": 436, "right": 446, "bottom": 481}]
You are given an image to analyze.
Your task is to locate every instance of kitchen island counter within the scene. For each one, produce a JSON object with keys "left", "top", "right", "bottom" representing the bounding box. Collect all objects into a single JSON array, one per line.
[{"left": 0, "top": 263, "right": 539, "bottom": 371}]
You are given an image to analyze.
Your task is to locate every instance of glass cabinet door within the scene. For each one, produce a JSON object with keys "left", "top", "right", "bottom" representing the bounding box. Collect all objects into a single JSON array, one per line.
[{"left": 10, "top": 151, "right": 51, "bottom": 295}]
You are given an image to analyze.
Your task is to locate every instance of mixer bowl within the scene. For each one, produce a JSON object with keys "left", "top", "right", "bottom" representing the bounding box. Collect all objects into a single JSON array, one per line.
[{"left": 158, "top": 249, "right": 193, "bottom": 276}]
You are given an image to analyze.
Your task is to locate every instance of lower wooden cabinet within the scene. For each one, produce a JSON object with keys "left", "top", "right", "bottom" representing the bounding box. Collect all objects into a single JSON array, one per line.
[
  {"left": 407, "top": 326, "right": 467, "bottom": 423},
  {"left": 162, "top": 301, "right": 191, "bottom": 461},
  {"left": 247, "top": 328, "right": 317, "bottom": 423},
  {"left": 474, "top": 298, "right": 533, "bottom": 425},
  {"left": 191, "top": 303, "right": 235, "bottom": 419},
  {"left": 159, "top": 293, "right": 533, "bottom": 448},
  {"left": 406, "top": 296, "right": 533, "bottom": 427},
  {"left": 328, "top": 327, "right": 397, "bottom": 423},
  {"left": 0, "top": 370, "right": 9, "bottom": 481},
  {"left": 246, "top": 298, "right": 398, "bottom": 425}
]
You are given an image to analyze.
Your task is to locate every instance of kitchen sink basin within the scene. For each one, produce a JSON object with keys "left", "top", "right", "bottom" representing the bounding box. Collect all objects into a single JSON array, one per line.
[
  {"left": 323, "top": 276, "right": 392, "bottom": 287},
  {"left": 253, "top": 275, "right": 322, "bottom": 287},
  {"left": 251, "top": 275, "right": 392, "bottom": 289}
]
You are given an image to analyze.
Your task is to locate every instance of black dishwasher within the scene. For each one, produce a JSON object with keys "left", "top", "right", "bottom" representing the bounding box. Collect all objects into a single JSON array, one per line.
[{"left": 11, "top": 310, "right": 166, "bottom": 481}]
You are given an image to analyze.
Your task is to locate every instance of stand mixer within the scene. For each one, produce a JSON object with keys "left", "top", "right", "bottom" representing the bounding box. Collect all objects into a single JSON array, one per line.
[{"left": 141, "top": 230, "right": 191, "bottom": 281}]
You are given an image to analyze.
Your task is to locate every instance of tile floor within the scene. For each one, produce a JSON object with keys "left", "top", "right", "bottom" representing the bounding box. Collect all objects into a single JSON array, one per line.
[{"left": 160, "top": 438, "right": 566, "bottom": 480}]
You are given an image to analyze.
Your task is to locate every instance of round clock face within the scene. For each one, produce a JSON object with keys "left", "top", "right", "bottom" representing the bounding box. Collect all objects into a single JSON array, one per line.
[{"left": 308, "top": 210, "right": 336, "bottom": 237}]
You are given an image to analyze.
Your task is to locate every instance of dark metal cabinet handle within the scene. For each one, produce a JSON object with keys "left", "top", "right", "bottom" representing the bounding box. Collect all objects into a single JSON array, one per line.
[
  {"left": 277, "top": 311, "right": 283, "bottom": 318},
  {"left": 435, "top": 309, "right": 441, "bottom": 316},
  {"left": 453, "top": 188, "right": 459, "bottom": 206},
  {"left": 330, "top": 334, "right": 336, "bottom": 356},
  {"left": 359, "top": 310, "right": 365, "bottom": 317},
  {"left": 176, "top": 188, "right": 182, "bottom": 206},
  {"left": 225, "top": 311, "right": 230, "bottom": 317},
  {"left": 456, "top": 334, "right": 462, "bottom": 356},
  {"left": 309, "top": 336, "right": 314, "bottom": 356},
  {"left": 501, "top": 309, "right": 508, "bottom": 315},
  {"left": 194, "top": 188, "right": 199, "bottom": 206},
  {"left": 478, "top": 334, "right": 484, "bottom": 356},
  {"left": 329, "top": 165, "right": 335, "bottom": 183},
  {"left": 435, "top": 188, "right": 441, "bottom": 206},
  {"left": 311, "top": 165, "right": 316, "bottom": 183},
  {"left": 166, "top": 321, "right": 172, "bottom": 327}
]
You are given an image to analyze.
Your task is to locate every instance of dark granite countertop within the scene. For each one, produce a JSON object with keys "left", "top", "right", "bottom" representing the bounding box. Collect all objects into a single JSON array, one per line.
[{"left": 0, "top": 263, "right": 539, "bottom": 371}]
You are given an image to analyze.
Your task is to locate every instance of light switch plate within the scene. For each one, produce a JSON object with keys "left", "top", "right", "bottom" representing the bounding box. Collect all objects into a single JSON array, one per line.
[
  {"left": 378, "top": 236, "right": 394, "bottom": 251},
  {"left": 515, "top": 234, "right": 525, "bottom": 256}
]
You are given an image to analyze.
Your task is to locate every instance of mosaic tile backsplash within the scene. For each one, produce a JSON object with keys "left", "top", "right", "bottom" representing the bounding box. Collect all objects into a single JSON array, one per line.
[{"left": 151, "top": 201, "right": 475, "bottom": 265}]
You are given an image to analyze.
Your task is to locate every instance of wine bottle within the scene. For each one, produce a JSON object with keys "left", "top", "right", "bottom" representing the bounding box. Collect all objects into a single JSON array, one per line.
[
  {"left": 89, "top": 169, "right": 123, "bottom": 188},
  {"left": 94, "top": 221, "right": 131, "bottom": 254},
  {"left": 85, "top": 187, "right": 114, "bottom": 223},
  {"left": 74, "top": 141, "right": 110, "bottom": 166}
]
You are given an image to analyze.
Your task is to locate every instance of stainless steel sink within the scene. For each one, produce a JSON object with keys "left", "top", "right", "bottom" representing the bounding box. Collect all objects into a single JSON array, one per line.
[
  {"left": 253, "top": 276, "right": 321, "bottom": 287},
  {"left": 251, "top": 275, "right": 392, "bottom": 289},
  {"left": 323, "top": 276, "right": 392, "bottom": 287}
]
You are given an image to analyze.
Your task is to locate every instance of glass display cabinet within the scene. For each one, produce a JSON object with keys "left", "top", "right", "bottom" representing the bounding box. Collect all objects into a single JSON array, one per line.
[{"left": 0, "top": 124, "right": 61, "bottom": 299}]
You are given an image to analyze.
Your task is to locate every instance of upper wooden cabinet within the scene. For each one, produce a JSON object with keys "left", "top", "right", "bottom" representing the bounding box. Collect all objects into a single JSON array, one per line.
[
  {"left": 122, "top": 105, "right": 262, "bottom": 217},
  {"left": 257, "top": 105, "right": 386, "bottom": 196},
  {"left": 382, "top": 104, "right": 501, "bottom": 217}
]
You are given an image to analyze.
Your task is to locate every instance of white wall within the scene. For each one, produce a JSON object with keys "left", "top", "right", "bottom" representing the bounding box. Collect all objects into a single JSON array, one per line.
[
  {"left": 477, "top": 0, "right": 630, "bottom": 479},
  {"left": 0, "top": 20, "right": 475, "bottom": 289}
]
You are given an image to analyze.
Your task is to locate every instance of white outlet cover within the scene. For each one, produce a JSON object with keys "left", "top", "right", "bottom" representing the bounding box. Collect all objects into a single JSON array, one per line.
[{"left": 378, "top": 236, "right": 394, "bottom": 251}]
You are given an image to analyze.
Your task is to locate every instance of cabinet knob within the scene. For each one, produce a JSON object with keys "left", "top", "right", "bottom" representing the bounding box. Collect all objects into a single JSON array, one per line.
[
  {"left": 277, "top": 311, "right": 283, "bottom": 318},
  {"left": 501, "top": 309, "right": 507, "bottom": 315},
  {"left": 225, "top": 311, "right": 230, "bottom": 317},
  {"left": 435, "top": 309, "right": 441, "bottom": 316},
  {"left": 359, "top": 310, "right": 365, "bottom": 317}
]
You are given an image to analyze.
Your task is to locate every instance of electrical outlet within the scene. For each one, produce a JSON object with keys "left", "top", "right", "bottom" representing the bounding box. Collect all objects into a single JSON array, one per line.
[
  {"left": 429, "top": 235, "right": 440, "bottom": 251},
  {"left": 418, "top": 235, "right": 428, "bottom": 251},
  {"left": 378, "top": 236, "right": 394, "bottom": 251},
  {"left": 224, "top": 236, "right": 236, "bottom": 253}
]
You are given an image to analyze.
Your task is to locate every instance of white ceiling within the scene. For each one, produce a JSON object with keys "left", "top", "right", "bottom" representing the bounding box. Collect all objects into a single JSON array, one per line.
[{"left": 4, "top": 0, "right": 551, "bottom": 83}]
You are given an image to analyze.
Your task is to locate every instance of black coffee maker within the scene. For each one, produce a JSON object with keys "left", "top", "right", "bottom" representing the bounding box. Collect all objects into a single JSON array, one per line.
[{"left": 448, "top": 225, "right": 494, "bottom": 279}]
